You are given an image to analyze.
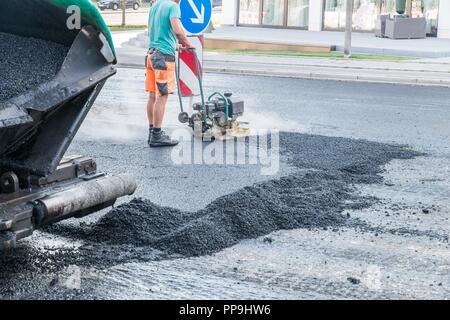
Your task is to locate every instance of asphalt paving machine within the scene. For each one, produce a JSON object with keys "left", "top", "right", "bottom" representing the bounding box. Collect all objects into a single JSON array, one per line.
[{"left": 0, "top": 0, "right": 137, "bottom": 249}]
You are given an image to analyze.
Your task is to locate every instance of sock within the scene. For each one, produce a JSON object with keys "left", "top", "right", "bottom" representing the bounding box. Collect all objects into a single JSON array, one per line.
[
  {"left": 153, "top": 127, "right": 161, "bottom": 134},
  {"left": 149, "top": 124, "right": 154, "bottom": 131}
]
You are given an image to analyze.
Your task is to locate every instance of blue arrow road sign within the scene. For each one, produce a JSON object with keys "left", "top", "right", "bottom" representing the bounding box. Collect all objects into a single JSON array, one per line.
[{"left": 180, "top": 0, "right": 212, "bottom": 34}]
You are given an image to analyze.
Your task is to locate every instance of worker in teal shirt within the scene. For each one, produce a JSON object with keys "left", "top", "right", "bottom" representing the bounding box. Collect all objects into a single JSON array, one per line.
[{"left": 145, "top": 0, "right": 193, "bottom": 147}]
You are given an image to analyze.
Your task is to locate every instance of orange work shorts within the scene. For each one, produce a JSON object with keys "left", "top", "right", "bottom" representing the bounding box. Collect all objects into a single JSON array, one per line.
[{"left": 145, "top": 49, "right": 176, "bottom": 96}]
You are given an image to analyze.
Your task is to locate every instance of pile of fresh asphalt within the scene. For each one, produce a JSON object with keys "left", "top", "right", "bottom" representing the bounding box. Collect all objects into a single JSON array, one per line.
[
  {"left": 39, "top": 132, "right": 421, "bottom": 267},
  {"left": 0, "top": 32, "right": 68, "bottom": 102}
]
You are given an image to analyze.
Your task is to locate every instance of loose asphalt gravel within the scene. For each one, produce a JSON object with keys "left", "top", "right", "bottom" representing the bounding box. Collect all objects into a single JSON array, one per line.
[
  {"left": 0, "top": 32, "right": 67, "bottom": 102},
  {"left": 0, "top": 69, "right": 448, "bottom": 299},
  {"left": 1, "top": 132, "right": 419, "bottom": 282}
]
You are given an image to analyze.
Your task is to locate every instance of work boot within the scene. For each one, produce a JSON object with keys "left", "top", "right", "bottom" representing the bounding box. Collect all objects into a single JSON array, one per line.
[
  {"left": 150, "top": 130, "right": 179, "bottom": 147},
  {"left": 147, "top": 126, "right": 153, "bottom": 146}
]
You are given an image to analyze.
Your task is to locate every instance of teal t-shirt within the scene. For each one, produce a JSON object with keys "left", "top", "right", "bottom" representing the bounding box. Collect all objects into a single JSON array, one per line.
[{"left": 148, "top": 0, "right": 181, "bottom": 56}]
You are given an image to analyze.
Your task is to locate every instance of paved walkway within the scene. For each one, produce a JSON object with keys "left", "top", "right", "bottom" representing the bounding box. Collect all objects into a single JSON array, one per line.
[
  {"left": 203, "top": 52, "right": 450, "bottom": 87},
  {"left": 207, "top": 26, "right": 450, "bottom": 58}
]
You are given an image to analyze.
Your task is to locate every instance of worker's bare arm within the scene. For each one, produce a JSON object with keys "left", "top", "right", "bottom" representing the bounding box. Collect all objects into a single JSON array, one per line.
[{"left": 171, "top": 18, "right": 194, "bottom": 49}]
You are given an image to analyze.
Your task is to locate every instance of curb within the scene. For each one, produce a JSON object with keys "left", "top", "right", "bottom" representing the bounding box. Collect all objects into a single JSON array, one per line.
[
  {"left": 203, "top": 58, "right": 450, "bottom": 74},
  {"left": 117, "top": 63, "right": 450, "bottom": 88},
  {"left": 205, "top": 67, "right": 450, "bottom": 87},
  {"left": 334, "top": 45, "right": 450, "bottom": 59}
]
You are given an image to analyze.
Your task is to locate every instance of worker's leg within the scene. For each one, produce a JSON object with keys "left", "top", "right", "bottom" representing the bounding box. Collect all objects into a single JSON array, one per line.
[
  {"left": 153, "top": 95, "right": 168, "bottom": 129},
  {"left": 147, "top": 92, "right": 156, "bottom": 126},
  {"left": 150, "top": 94, "right": 178, "bottom": 147},
  {"left": 147, "top": 92, "right": 156, "bottom": 143},
  {"left": 149, "top": 51, "right": 178, "bottom": 147},
  {"left": 145, "top": 53, "right": 157, "bottom": 144}
]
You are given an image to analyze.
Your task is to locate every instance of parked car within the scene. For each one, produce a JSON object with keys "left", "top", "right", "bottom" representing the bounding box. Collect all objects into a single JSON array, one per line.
[{"left": 97, "top": 0, "right": 141, "bottom": 11}]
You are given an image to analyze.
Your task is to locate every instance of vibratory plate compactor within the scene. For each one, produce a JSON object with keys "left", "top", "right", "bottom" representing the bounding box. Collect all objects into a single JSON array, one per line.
[
  {"left": 0, "top": 0, "right": 137, "bottom": 249},
  {"left": 176, "top": 48, "right": 250, "bottom": 140}
]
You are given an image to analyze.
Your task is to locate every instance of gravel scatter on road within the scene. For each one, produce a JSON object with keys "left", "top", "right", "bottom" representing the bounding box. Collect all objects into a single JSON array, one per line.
[
  {"left": 41, "top": 132, "right": 421, "bottom": 263},
  {"left": 0, "top": 32, "right": 68, "bottom": 102},
  {"left": 0, "top": 132, "right": 423, "bottom": 299},
  {"left": 279, "top": 133, "right": 418, "bottom": 184}
]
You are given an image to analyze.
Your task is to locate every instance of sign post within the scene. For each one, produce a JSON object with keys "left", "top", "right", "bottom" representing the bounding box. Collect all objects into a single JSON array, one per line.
[{"left": 178, "top": 0, "right": 212, "bottom": 97}]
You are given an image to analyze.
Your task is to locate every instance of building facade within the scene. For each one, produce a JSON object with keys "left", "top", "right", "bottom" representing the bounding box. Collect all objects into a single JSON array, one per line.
[{"left": 222, "top": 0, "right": 450, "bottom": 38}]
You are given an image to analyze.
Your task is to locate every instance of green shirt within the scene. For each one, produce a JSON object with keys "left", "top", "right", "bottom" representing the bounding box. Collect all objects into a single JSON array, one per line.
[{"left": 148, "top": 0, "right": 181, "bottom": 56}]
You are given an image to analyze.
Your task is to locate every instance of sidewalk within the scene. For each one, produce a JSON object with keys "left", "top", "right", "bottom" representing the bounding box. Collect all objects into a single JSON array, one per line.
[
  {"left": 203, "top": 53, "right": 450, "bottom": 87},
  {"left": 207, "top": 26, "right": 450, "bottom": 58},
  {"left": 113, "top": 31, "right": 450, "bottom": 87}
]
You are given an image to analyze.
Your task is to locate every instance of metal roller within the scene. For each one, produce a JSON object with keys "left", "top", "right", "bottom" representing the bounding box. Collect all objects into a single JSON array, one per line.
[{"left": 33, "top": 174, "right": 137, "bottom": 226}]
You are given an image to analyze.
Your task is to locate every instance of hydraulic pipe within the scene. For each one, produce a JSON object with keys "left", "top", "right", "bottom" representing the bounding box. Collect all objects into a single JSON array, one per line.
[{"left": 33, "top": 174, "right": 137, "bottom": 226}]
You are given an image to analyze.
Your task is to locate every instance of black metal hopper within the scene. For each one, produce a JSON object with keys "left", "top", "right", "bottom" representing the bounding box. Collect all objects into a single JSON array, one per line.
[
  {"left": 0, "top": 2, "right": 136, "bottom": 249},
  {"left": 0, "top": 26, "right": 115, "bottom": 177}
]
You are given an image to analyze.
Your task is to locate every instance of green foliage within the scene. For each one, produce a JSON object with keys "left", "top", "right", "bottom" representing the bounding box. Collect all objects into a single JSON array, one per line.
[{"left": 206, "top": 49, "right": 413, "bottom": 61}]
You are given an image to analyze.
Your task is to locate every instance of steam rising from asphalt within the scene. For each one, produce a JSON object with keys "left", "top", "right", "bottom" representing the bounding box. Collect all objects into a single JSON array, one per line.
[{"left": 79, "top": 76, "right": 303, "bottom": 142}]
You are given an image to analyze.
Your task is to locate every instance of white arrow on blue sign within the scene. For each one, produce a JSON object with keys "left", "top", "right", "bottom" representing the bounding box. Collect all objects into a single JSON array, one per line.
[{"left": 180, "top": 0, "right": 212, "bottom": 34}]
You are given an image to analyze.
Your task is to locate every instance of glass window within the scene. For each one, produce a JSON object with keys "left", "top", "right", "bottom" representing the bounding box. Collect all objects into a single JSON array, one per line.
[
  {"left": 353, "top": 0, "right": 377, "bottom": 31},
  {"left": 325, "top": 0, "right": 377, "bottom": 31},
  {"left": 239, "top": 0, "right": 260, "bottom": 25},
  {"left": 262, "top": 0, "right": 285, "bottom": 25},
  {"left": 411, "top": 0, "right": 439, "bottom": 36},
  {"left": 381, "top": 0, "right": 397, "bottom": 14},
  {"left": 381, "top": 0, "right": 439, "bottom": 36},
  {"left": 324, "top": 0, "right": 346, "bottom": 30},
  {"left": 288, "top": 0, "right": 309, "bottom": 27}
]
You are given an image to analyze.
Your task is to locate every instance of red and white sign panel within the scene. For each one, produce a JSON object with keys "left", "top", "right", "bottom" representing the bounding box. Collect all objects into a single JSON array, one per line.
[{"left": 178, "top": 35, "right": 203, "bottom": 97}]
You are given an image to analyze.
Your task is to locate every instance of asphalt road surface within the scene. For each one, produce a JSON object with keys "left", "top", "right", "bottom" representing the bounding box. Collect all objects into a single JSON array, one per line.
[{"left": 0, "top": 70, "right": 449, "bottom": 299}]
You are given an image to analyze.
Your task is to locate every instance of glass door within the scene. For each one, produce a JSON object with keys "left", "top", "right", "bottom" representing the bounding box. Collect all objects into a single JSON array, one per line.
[
  {"left": 239, "top": 0, "right": 261, "bottom": 25},
  {"left": 353, "top": 0, "right": 378, "bottom": 31},
  {"left": 239, "top": 0, "right": 310, "bottom": 29},
  {"left": 324, "top": 0, "right": 346, "bottom": 30},
  {"left": 411, "top": 0, "right": 439, "bottom": 36},
  {"left": 287, "top": 0, "right": 310, "bottom": 27},
  {"left": 262, "top": 0, "right": 286, "bottom": 26},
  {"left": 324, "top": 0, "right": 380, "bottom": 31}
]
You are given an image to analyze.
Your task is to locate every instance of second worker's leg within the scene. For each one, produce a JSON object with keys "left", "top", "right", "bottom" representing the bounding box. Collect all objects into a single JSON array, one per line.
[{"left": 147, "top": 92, "right": 156, "bottom": 145}]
